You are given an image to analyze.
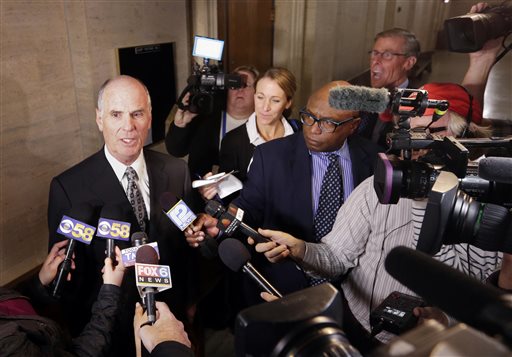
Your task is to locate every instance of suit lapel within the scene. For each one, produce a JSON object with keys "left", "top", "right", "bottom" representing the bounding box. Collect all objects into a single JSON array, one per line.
[{"left": 291, "top": 135, "right": 314, "bottom": 238}]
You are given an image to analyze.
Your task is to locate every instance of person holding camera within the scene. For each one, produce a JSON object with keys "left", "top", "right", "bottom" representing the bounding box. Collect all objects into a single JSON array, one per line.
[
  {"left": 166, "top": 65, "right": 259, "bottom": 178},
  {"left": 0, "top": 241, "right": 126, "bottom": 356},
  {"left": 250, "top": 81, "right": 505, "bottom": 350}
]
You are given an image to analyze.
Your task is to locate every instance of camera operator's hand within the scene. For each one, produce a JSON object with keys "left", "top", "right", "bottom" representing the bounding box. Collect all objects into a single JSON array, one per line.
[
  {"left": 184, "top": 213, "right": 219, "bottom": 248},
  {"left": 198, "top": 172, "right": 220, "bottom": 200},
  {"left": 251, "top": 228, "right": 306, "bottom": 263},
  {"left": 462, "top": 2, "right": 504, "bottom": 106},
  {"left": 413, "top": 306, "right": 449, "bottom": 327},
  {"left": 174, "top": 92, "right": 199, "bottom": 128},
  {"left": 38, "top": 240, "right": 75, "bottom": 286}
]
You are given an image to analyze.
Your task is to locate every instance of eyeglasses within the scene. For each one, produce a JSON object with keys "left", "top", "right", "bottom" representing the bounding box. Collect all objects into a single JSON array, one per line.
[
  {"left": 368, "top": 50, "right": 408, "bottom": 60},
  {"left": 299, "top": 108, "right": 357, "bottom": 133}
]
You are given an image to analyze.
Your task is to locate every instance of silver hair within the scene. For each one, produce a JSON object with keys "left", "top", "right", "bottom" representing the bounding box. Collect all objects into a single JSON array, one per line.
[{"left": 374, "top": 28, "right": 421, "bottom": 58}]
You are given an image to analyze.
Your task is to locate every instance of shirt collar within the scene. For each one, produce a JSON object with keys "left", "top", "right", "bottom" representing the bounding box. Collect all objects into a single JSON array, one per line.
[
  {"left": 247, "top": 112, "right": 295, "bottom": 146},
  {"left": 309, "top": 139, "right": 350, "bottom": 160},
  {"left": 104, "top": 146, "right": 146, "bottom": 182}
]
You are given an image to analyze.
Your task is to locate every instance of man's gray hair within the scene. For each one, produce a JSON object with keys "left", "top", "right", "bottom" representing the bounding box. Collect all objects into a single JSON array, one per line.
[
  {"left": 96, "top": 75, "right": 152, "bottom": 115},
  {"left": 375, "top": 28, "right": 421, "bottom": 58}
]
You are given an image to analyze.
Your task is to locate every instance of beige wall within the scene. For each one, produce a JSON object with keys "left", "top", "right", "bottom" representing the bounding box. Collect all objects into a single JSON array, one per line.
[{"left": 0, "top": 1, "right": 189, "bottom": 285}]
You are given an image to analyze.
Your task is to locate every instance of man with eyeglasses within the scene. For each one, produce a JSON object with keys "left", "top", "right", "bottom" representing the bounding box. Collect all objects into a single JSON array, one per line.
[
  {"left": 358, "top": 28, "right": 420, "bottom": 149},
  {"left": 186, "top": 81, "right": 380, "bottom": 304}
]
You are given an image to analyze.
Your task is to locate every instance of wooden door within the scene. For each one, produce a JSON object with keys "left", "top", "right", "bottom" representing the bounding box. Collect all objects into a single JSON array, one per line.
[{"left": 218, "top": 0, "right": 274, "bottom": 73}]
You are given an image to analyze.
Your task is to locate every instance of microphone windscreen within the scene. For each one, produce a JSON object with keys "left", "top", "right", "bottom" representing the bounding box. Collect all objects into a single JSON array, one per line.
[
  {"left": 478, "top": 157, "right": 512, "bottom": 184},
  {"left": 135, "top": 245, "right": 159, "bottom": 265},
  {"left": 131, "top": 232, "right": 149, "bottom": 246},
  {"left": 385, "top": 246, "right": 503, "bottom": 329},
  {"left": 328, "top": 85, "right": 389, "bottom": 113},
  {"left": 159, "top": 192, "right": 178, "bottom": 211},
  {"left": 218, "top": 238, "right": 251, "bottom": 272}
]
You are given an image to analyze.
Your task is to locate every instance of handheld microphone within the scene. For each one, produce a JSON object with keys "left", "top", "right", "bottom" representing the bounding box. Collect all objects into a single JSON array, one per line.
[
  {"left": 96, "top": 204, "right": 131, "bottom": 264},
  {"left": 478, "top": 157, "right": 512, "bottom": 184},
  {"left": 160, "top": 192, "right": 218, "bottom": 258},
  {"left": 218, "top": 238, "right": 282, "bottom": 298},
  {"left": 385, "top": 246, "right": 512, "bottom": 344},
  {"left": 136, "top": 245, "right": 159, "bottom": 325},
  {"left": 204, "top": 200, "right": 270, "bottom": 244},
  {"left": 52, "top": 202, "right": 97, "bottom": 298},
  {"left": 131, "top": 231, "right": 149, "bottom": 247},
  {"left": 135, "top": 244, "right": 172, "bottom": 326}
]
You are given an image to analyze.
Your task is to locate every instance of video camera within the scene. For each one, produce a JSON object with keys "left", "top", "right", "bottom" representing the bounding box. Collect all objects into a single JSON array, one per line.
[
  {"left": 371, "top": 87, "right": 512, "bottom": 255},
  {"left": 235, "top": 283, "right": 361, "bottom": 357},
  {"left": 444, "top": 0, "right": 512, "bottom": 53},
  {"left": 177, "top": 36, "right": 245, "bottom": 115}
]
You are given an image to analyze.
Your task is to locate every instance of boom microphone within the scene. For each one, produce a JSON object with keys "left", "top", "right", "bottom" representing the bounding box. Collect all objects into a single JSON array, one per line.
[
  {"left": 478, "top": 157, "right": 512, "bottom": 184},
  {"left": 218, "top": 238, "right": 282, "bottom": 298},
  {"left": 136, "top": 245, "right": 159, "bottom": 325},
  {"left": 160, "top": 192, "right": 218, "bottom": 258},
  {"left": 204, "top": 200, "right": 270, "bottom": 244},
  {"left": 328, "top": 85, "right": 390, "bottom": 113},
  {"left": 385, "top": 246, "right": 512, "bottom": 344},
  {"left": 52, "top": 202, "right": 96, "bottom": 298}
]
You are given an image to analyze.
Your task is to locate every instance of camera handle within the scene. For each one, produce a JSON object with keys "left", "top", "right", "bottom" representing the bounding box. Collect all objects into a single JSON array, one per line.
[{"left": 176, "top": 84, "right": 194, "bottom": 111}]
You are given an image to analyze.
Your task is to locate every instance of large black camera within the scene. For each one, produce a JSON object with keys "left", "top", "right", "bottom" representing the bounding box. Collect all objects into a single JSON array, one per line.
[
  {"left": 177, "top": 36, "right": 245, "bottom": 115},
  {"left": 235, "top": 284, "right": 361, "bottom": 357},
  {"left": 444, "top": 0, "right": 512, "bottom": 52},
  {"left": 371, "top": 87, "right": 512, "bottom": 255}
]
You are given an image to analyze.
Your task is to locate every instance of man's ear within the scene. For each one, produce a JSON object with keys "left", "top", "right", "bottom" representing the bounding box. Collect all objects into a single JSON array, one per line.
[
  {"left": 96, "top": 109, "right": 103, "bottom": 132},
  {"left": 404, "top": 56, "right": 417, "bottom": 72}
]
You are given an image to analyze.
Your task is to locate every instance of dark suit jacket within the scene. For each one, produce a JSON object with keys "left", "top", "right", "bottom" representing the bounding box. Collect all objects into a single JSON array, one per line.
[
  {"left": 47, "top": 148, "right": 197, "bottom": 356},
  {"left": 233, "top": 133, "right": 380, "bottom": 301}
]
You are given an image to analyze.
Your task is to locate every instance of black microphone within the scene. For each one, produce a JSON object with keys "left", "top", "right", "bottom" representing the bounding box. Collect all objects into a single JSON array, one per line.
[
  {"left": 131, "top": 231, "right": 149, "bottom": 247},
  {"left": 478, "top": 157, "right": 512, "bottom": 184},
  {"left": 97, "top": 204, "right": 131, "bottom": 264},
  {"left": 135, "top": 244, "right": 159, "bottom": 325},
  {"left": 204, "top": 200, "right": 270, "bottom": 244},
  {"left": 329, "top": 85, "right": 390, "bottom": 113},
  {"left": 52, "top": 202, "right": 96, "bottom": 298},
  {"left": 385, "top": 246, "right": 512, "bottom": 344},
  {"left": 160, "top": 192, "right": 218, "bottom": 258},
  {"left": 218, "top": 238, "right": 282, "bottom": 298}
]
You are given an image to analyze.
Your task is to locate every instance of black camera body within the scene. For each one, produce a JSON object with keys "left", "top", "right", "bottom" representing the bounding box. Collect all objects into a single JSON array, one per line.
[
  {"left": 444, "top": 0, "right": 512, "bottom": 52},
  {"left": 372, "top": 87, "right": 512, "bottom": 255},
  {"left": 235, "top": 284, "right": 361, "bottom": 357},
  {"left": 177, "top": 36, "right": 245, "bottom": 116}
]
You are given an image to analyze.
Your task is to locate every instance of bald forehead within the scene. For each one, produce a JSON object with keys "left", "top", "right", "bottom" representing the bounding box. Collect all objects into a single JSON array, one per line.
[{"left": 307, "top": 82, "right": 358, "bottom": 119}]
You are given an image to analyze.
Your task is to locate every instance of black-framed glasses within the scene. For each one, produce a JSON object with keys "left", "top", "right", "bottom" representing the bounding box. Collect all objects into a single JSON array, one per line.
[
  {"left": 299, "top": 108, "right": 357, "bottom": 133},
  {"left": 368, "top": 50, "right": 408, "bottom": 60}
]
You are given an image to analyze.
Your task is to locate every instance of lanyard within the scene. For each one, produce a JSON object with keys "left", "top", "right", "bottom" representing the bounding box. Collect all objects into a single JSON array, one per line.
[{"left": 221, "top": 111, "right": 227, "bottom": 139}]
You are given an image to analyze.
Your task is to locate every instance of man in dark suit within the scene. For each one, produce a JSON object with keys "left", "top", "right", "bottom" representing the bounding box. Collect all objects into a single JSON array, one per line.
[
  {"left": 47, "top": 75, "right": 197, "bottom": 355},
  {"left": 188, "top": 80, "right": 380, "bottom": 301}
]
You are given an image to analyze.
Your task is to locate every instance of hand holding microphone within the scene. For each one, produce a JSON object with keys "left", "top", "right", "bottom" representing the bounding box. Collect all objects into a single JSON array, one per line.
[
  {"left": 39, "top": 240, "right": 76, "bottom": 287},
  {"left": 160, "top": 192, "right": 218, "bottom": 258},
  {"left": 52, "top": 202, "right": 97, "bottom": 298}
]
